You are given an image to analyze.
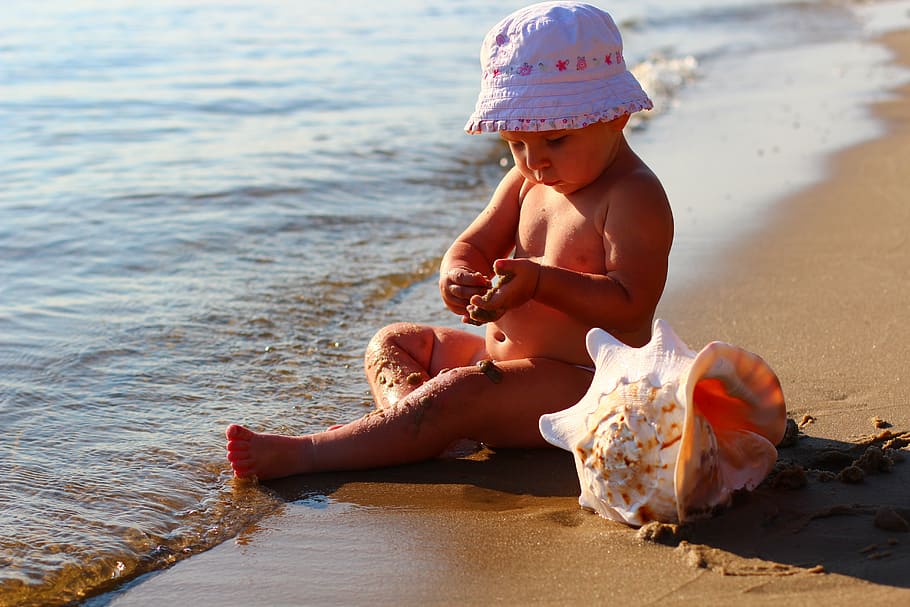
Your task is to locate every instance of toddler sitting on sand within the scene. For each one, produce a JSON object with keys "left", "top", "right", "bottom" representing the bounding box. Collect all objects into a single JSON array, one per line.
[{"left": 226, "top": 1, "right": 673, "bottom": 480}]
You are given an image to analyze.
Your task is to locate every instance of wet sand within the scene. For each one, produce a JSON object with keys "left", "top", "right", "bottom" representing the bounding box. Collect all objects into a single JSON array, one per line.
[{"left": 106, "top": 30, "right": 910, "bottom": 607}]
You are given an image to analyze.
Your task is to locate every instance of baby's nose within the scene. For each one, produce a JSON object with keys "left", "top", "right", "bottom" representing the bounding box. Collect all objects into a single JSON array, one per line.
[{"left": 524, "top": 148, "right": 550, "bottom": 170}]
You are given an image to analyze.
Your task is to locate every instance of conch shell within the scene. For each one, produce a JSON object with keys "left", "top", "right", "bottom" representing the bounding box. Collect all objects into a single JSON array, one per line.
[{"left": 539, "top": 319, "right": 786, "bottom": 525}]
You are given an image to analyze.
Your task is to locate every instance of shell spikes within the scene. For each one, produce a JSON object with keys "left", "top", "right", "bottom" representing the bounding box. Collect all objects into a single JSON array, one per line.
[{"left": 539, "top": 319, "right": 786, "bottom": 526}]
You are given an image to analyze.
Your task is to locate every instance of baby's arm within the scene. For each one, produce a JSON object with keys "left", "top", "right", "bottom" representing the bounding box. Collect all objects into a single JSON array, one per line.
[
  {"left": 471, "top": 171, "right": 673, "bottom": 333},
  {"left": 439, "top": 167, "right": 524, "bottom": 320}
]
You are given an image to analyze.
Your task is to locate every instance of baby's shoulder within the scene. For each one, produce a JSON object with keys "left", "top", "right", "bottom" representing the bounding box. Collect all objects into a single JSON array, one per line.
[
  {"left": 605, "top": 161, "right": 669, "bottom": 213},
  {"left": 600, "top": 163, "right": 673, "bottom": 245}
]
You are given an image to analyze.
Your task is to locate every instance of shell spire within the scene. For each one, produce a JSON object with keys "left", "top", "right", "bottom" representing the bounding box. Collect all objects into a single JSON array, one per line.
[{"left": 539, "top": 319, "right": 786, "bottom": 525}]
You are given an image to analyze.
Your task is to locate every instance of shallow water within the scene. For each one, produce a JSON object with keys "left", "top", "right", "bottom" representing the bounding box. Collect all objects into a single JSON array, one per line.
[{"left": 1, "top": 0, "right": 907, "bottom": 604}]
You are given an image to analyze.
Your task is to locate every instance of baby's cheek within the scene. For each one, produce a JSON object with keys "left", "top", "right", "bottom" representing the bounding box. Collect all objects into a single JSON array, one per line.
[{"left": 514, "top": 162, "right": 536, "bottom": 182}]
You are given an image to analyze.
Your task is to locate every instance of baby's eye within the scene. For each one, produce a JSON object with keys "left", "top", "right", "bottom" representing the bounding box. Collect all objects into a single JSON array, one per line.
[
  {"left": 508, "top": 140, "right": 525, "bottom": 150},
  {"left": 545, "top": 135, "right": 567, "bottom": 146}
]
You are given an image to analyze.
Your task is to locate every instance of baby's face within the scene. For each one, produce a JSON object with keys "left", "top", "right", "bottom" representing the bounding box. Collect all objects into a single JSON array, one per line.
[{"left": 500, "top": 118, "right": 626, "bottom": 195}]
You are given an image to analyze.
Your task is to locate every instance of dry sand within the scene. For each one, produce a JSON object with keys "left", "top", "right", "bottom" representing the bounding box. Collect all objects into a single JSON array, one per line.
[{"left": 106, "top": 30, "right": 910, "bottom": 607}]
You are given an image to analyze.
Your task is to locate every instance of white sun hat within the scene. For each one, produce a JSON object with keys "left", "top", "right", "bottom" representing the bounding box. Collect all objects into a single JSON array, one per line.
[{"left": 465, "top": 1, "right": 653, "bottom": 134}]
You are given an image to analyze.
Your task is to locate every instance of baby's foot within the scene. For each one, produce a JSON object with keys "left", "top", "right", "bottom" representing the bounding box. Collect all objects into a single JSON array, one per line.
[{"left": 225, "top": 424, "right": 313, "bottom": 480}]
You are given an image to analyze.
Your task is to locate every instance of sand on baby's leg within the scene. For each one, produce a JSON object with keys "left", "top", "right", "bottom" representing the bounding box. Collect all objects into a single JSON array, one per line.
[
  {"left": 225, "top": 367, "right": 488, "bottom": 480},
  {"left": 363, "top": 322, "right": 487, "bottom": 409},
  {"left": 226, "top": 357, "right": 593, "bottom": 480},
  {"left": 227, "top": 322, "right": 483, "bottom": 480}
]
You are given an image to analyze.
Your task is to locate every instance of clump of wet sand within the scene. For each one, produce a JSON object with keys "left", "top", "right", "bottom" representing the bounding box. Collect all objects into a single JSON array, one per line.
[{"left": 775, "top": 414, "right": 908, "bottom": 486}]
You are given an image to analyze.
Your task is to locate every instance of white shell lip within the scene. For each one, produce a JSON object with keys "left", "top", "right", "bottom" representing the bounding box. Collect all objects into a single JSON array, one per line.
[
  {"left": 539, "top": 318, "right": 786, "bottom": 526},
  {"left": 539, "top": 319, "right": 694, "bottom": 453}
]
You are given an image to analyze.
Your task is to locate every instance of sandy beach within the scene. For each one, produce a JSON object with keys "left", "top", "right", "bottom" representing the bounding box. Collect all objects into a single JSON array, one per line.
[{"left": 103, "top": 28, "right": 910, "bottom": 607}]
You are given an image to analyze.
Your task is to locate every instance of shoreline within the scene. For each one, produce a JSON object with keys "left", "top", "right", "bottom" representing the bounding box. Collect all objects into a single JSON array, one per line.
[
  {"left": 101, "top": 28, "right": 910, "bottom": 607},
  {"left": 657, "top": 27, "right": 910, "bottom": 435}
]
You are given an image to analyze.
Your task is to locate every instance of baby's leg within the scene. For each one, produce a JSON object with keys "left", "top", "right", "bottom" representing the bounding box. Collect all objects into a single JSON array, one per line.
[
  {"left": 226, "top": 358, "right": 592, "bottom": 479},
  {"left": 227, "top": 323, "right": 486, "bottom": 480},
  {"left": 364, "top": 322, "right": 487, "bottom": 409},
  {"left": 226, "top": 424, "right": 314, "bottom": 480}
]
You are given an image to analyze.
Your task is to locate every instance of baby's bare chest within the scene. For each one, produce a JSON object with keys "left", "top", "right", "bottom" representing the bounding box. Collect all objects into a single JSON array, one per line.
[{"left": 516, "top": 199, "right": 606, "bottom": 271}]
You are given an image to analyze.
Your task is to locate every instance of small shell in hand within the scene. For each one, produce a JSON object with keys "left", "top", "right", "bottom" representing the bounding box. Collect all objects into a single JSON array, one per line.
[{"left": 466, "top": 270, "right": 514, "bottom": 324}]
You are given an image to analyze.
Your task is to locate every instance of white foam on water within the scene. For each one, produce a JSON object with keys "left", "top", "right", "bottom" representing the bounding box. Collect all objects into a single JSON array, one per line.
[{"left": 633, "top": 0, "right": 910, "bottom": 290}]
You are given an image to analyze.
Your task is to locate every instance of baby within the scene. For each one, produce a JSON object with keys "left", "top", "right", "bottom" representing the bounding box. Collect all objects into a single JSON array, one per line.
[{"left": 226, "top": 1, "right": 673, "bottom": 480}]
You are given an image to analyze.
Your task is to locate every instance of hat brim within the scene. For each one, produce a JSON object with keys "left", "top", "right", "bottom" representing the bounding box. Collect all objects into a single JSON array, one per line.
[{"left": 465, "top": 71, "right": 652, "bottom": 133}]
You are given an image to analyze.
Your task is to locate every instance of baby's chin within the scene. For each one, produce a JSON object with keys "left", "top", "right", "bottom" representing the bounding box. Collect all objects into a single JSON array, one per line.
[
  {"left": 523, "top": 171, "right": 589, "bottom": 195},
  {"left": 542, "top": 180, "right": 585, "bottom": 195}
]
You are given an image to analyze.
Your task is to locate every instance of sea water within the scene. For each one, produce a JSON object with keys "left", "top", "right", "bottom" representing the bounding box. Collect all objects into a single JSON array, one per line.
[{"left": 1, "top": 0, "right": 907, "bottom": 604}]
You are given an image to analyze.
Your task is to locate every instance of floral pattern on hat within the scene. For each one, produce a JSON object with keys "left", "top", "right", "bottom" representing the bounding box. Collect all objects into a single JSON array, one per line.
[{"left": 483, "top": 52, "right": 625, "bottom": 80}]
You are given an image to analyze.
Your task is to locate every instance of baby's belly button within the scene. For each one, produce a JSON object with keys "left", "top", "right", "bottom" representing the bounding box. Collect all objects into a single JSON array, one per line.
[{"left": 493, "top": 330, "right": 506, "bottom": 343}]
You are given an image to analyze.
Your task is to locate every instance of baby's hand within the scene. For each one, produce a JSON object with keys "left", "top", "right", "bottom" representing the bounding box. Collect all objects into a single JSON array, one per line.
[
  {"left": 440, "top": 266, "right": 491, "bottom": 317},
  {"left": 465, "top": 270, "right": 512, "bottom": 324},
  {"left": 465, "top": 259, "right": 540, "bottom": 324}
]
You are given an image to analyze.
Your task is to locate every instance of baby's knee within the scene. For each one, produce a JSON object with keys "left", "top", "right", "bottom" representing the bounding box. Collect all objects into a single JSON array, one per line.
[
  {"left": 372, "top": 321, "right": 420, "bottom": 340},
  {"left": 366, "top": 322, "right": 433, "bottom": 354}
]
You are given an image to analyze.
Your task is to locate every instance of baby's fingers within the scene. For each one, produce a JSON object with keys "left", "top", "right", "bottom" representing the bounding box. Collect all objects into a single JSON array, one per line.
[
  {"left": 461, "top": 312, "right": 485, "bottom": 326},
  {"left": 444, "top": 268, "right": 490, "bottom": 300},
  {"left": 447, "top": 268, "right": 489, "bottom": 287},
  {"left": 447, "top": 283, "right": 488, "bottom": 301},
  {"left": 465, "top": 303, "right": 503, "bottom": 324}
]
